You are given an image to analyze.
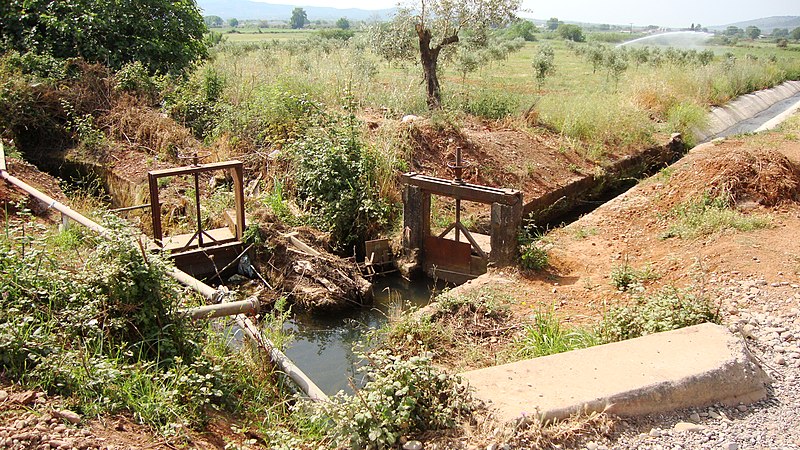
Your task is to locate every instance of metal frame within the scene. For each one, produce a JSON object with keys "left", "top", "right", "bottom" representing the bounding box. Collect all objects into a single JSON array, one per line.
[{"left": 147, "top": 160, "right": 246, "bottom": 247}]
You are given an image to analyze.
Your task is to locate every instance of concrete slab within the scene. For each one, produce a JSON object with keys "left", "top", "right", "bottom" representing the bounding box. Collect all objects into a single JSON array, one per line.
[{"left": 461, "top": 323, "right": 769, "bottom": 423}]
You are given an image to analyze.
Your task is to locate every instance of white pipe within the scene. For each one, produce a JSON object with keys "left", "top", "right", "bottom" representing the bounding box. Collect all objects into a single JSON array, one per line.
[
  {"left": 1, "top": 165, "right": 328, "bottom": 402},
  {"left": 182, "top": 298, "right": 260, "bottom": 320}
]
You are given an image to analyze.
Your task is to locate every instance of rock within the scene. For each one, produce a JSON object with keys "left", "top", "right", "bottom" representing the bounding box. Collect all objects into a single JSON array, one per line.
[
  {"left": 54, "top": 410, "right": 81, "bottom": 425},
  {"left": 741, "top": 324, "right": 757, "bottom": 339},
  {"left": 736, "top": 404, "right": 748, "bottom": 412},
  {"left": 9, "top": 391, "right": 36, "bottom": 405},
  {"left": 708, "top": 410, "right": 722, "bottom": 420},
  {"left": 649, "top": 428, "right": 661, "bottom": 437},
  {"left": 586, "top": 442, "right": 599, "bottom": 450},
  {"left": 774, "top": 356, "right": 787, "bottom": 365},
  {"left": 721, "top": 442, "right": 739, "bottom": 450},
  {"left": 690, "top": 412, "right": 701, "bottom": 422},
  {"left": 403, "top": 440, "right": 423, "bottom": 450},
  {"left": 673, "top": 422, "right": 706, "bottom": 433},
  {"left": 0, "top": 390, "right": 7, "bottom": 402}
]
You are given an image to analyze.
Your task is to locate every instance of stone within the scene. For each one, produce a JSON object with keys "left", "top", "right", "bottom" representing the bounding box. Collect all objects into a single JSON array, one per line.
[
  {"left": 53, "top": 410, "right": 81, "bottom": 425},
  {"left": 708, "top": 410, "right": 722, "bottom": 420},
  {"left": 586, "top": 442, "right": 599, "bottom": 450},
  {"left": 690, "top": 413, "right": 701, "bottom": 422},
  {"left": 403, "top": 440, "right": 423, "bottom": 450},
  {"left": 0, "top": 390, "right": 7, "bottom": 402},
  {"left": 649, "top": 428, "right": 661, "bottom": 437},
  {"left": 721, "top": 442, "right": 739, "bottom": 450},
  {"left": 673, "top": 422, "right": 706, "bottom": 433},
  {"left": 736, "top": 404, "right": 748, "bottom": 412},
  {"left": 774, "top": 356, "right": 787, "bottom": 365}
]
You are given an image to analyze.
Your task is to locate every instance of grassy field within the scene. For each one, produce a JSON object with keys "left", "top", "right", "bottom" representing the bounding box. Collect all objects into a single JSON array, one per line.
[{"left": 204, "top": 31, "right": 800, "bottom": 153}]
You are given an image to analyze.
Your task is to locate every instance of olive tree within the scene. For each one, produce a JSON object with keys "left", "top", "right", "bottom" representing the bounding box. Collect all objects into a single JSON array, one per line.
[
  {"left": 377, "top": 0, "right": 520, "bottom": 109},
  {"left": 0, "top": 0, "right": 207, "bottom": 75}
]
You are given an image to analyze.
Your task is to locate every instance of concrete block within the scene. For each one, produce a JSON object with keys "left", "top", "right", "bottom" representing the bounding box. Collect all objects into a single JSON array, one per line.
[{"left": 461, "top": 323, "right": 769, "bottom": 423}]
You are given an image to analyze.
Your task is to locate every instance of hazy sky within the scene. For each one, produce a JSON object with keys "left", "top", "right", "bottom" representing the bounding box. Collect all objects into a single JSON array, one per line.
[{"left": 258, "top": 0, "right": 798, "bottom": 27}]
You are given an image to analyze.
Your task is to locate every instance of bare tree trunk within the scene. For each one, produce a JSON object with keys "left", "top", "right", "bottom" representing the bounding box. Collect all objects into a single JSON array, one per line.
[{"left": 417, "top": 25, "right": 441, "bottom": 109}]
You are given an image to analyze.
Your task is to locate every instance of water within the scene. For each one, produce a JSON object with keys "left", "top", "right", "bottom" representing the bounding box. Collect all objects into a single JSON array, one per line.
[
  {"left": 618, "top": 31, "right": 713, "bottom": 48},
  {"left": 281, "top": 275, "right": 446, "bottom": 396}
]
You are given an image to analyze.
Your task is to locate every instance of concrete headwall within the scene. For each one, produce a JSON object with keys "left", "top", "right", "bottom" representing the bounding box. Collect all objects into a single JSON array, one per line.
[{"left": 697, "top": 80, "right": 800, "bottom": 142}]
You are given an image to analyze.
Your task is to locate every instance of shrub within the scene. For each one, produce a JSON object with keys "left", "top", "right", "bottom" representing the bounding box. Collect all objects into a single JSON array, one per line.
[
  {"left": 519, "top": 231, "right": 549, "bottom": 270},
  {"left": 292, "top": 109, "right": 393, "bottom": 251},
  {"left": 600, "top": 287, "right": 721, "bottom": 343},
  {"left": 321, "top": 350, "right": 473, "bottom": 448}
]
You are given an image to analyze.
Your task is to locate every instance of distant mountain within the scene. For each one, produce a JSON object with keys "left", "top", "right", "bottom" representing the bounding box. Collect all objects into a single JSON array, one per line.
[
  {"left": 708, "top": 16, "right": 800, "bottom": 33},
  {"left": 196, "top": 0, "right": 393, "bottom": 21}
]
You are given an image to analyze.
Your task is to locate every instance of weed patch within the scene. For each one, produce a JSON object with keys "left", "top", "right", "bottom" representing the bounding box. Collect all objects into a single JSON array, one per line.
[
  {"left": 600, "top": 286, "right": 721, "bottom": 343},
  {"left": 513, "top": 308, "right": 598, "bottom": 359},
  {"left": 662, "top": 193, "right": 772, "bottom": 239}
]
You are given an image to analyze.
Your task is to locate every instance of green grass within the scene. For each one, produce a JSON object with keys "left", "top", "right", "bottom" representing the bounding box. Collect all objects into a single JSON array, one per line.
[
  {"left": 662, "top": 193, "right": 772, "bottom": 239},
  {"left": 513, "top": 308, "right": 599, "bottom": 359}
]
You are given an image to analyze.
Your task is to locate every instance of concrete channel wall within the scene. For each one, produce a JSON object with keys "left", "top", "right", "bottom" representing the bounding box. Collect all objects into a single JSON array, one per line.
[
  {"left": 525, "top": 79, "right": 800, "bottom": 226},
  {"left": 697, "top": 80, "right": 800, "bottom": 142}
]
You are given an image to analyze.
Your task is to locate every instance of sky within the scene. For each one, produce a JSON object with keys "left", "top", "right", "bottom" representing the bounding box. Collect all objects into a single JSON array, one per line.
[{"left": 253, "top": 0, "right": 798, "bottom": 28}]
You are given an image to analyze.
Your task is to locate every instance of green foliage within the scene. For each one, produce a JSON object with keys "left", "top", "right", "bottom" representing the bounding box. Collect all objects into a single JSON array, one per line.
[
  {"left": 317, "top": 29, "right": 356, "bottom": 41},
  {"left": 292, "top": 105, "right": 392, "bottom": 251},
  {"left": 600, "top": 287, "right": 721, "bottom": 343},
  {"left": 514, "top": 309, "right": 598, "bottom": 358},
  {"left": 662, "top": 193, "right": 772, "bottom": 239},
  {"left": 546, "top": 18, "right": 561, "bottom": 31},
  {"left": 115, "top": 61, "right": 160, "bottom": 102},
  {"left": 458, "top": 88, "right": 520, "bottom": 120},
  {"left": 666, "top": 101, "right": 708, "bottom": 146},
  {"left": 0, "top": 0, "right": 208, "bottom": 75},
  {"left": 505, "top": 19, "right": 539, "bottom": 41},
  {"left": 291, "top": 7, "right": 308, "bottom": 29},
  {"left": 610, "top": 260, "right": 658, "bottom": 291},
  {"left": 557, "top": 24, "right": 586, "bottom": 42},
  {"left": 336, "top": 18, "right": 351, "bottom": 30},
  {"left": 163, "top": 66, "right": 226, "bottom": 139},
  {"left": 320, "top": 351, "right": 474, "bottom": 448},
  {"left": 745, "top": 26, "right": 762, "bottom": 40},
  {"left": 519, "top": 231, "right": 549, "bottom": 271},
  {"left": 0, "top": 218, "right": 289, "bottom": 433},
  {"left": 532, "top": 44, "right": 556, "bottom": 89},
  {"left": 204, "top": 15, "right": 224, "bottom": 28},
  {"left": 792, "top": 27, "right": 800, "bottom": 41}
]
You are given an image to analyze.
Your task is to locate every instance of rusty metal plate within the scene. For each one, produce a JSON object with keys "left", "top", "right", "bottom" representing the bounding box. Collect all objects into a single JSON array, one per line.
[{"left": 424, "top": 236, "right": 472, "bottom": 272}]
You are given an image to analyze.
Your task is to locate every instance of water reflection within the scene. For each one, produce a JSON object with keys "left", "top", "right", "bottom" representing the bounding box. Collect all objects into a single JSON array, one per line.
[{"left": 282, "top": 275, "right": 446, "bottom": 395}]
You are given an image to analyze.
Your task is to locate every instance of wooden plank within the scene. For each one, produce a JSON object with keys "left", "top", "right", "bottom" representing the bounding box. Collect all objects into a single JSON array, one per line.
[
  {"left": 402, "top": 172, "right": 521, "bottom": 205},
  {"left": 283, "top": 232, "right": 322, "bottom": 257},
  {"left": 161, "top": 227, "right": 236, "bottom": 252},
  {"left": 148, "top": 160, "right": 244, "bottom": 178}
]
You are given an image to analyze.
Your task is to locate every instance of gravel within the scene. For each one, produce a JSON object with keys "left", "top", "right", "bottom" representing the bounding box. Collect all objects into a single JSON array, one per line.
[{"left": 589, "top": 272, "right": 800, "bottom": 450}]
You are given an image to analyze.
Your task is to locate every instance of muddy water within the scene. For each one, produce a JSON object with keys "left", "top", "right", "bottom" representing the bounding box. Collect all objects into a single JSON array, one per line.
[{"left": 282, "top": 275, "right": 447, "bottom": 395}]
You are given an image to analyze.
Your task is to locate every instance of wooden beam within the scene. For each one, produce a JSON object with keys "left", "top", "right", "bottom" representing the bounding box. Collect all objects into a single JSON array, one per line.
[
  {"left": 402, "top": 172, "right": 521, "bottom": 205},
  {"left": 147, "top": 160, "right": 244, "bottom": 178}
]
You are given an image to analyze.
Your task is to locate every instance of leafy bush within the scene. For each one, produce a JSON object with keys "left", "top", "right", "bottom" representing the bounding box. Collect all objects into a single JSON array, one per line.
[
  {"left": 600, "top": 287, "right": 721, "bottom": 343},
  {"left": 519, "top": 231, "right": 549, "bottom": 270},
  {"left": 610, "top": 260, "right": 658, "bottom": 291},
  {"left": 292, "top": 109, "right": 393, "bottom": 252},
  {"left": 321, "top": 351, "right": 473, "bottom": 448},
  {"left": 0, "top": 218, "right": 248, "bottom": 430}
]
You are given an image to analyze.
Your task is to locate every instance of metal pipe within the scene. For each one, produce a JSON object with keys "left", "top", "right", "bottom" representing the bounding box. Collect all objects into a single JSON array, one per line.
[
  {"left": 182, "top": 298, "right": 259, "bottom": 320},
  {"left": 233, "top": 312, "right": 329, "bottom": 402},
  {"left": 1, "top": 165, "right": 328, "bottom": 402}
]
